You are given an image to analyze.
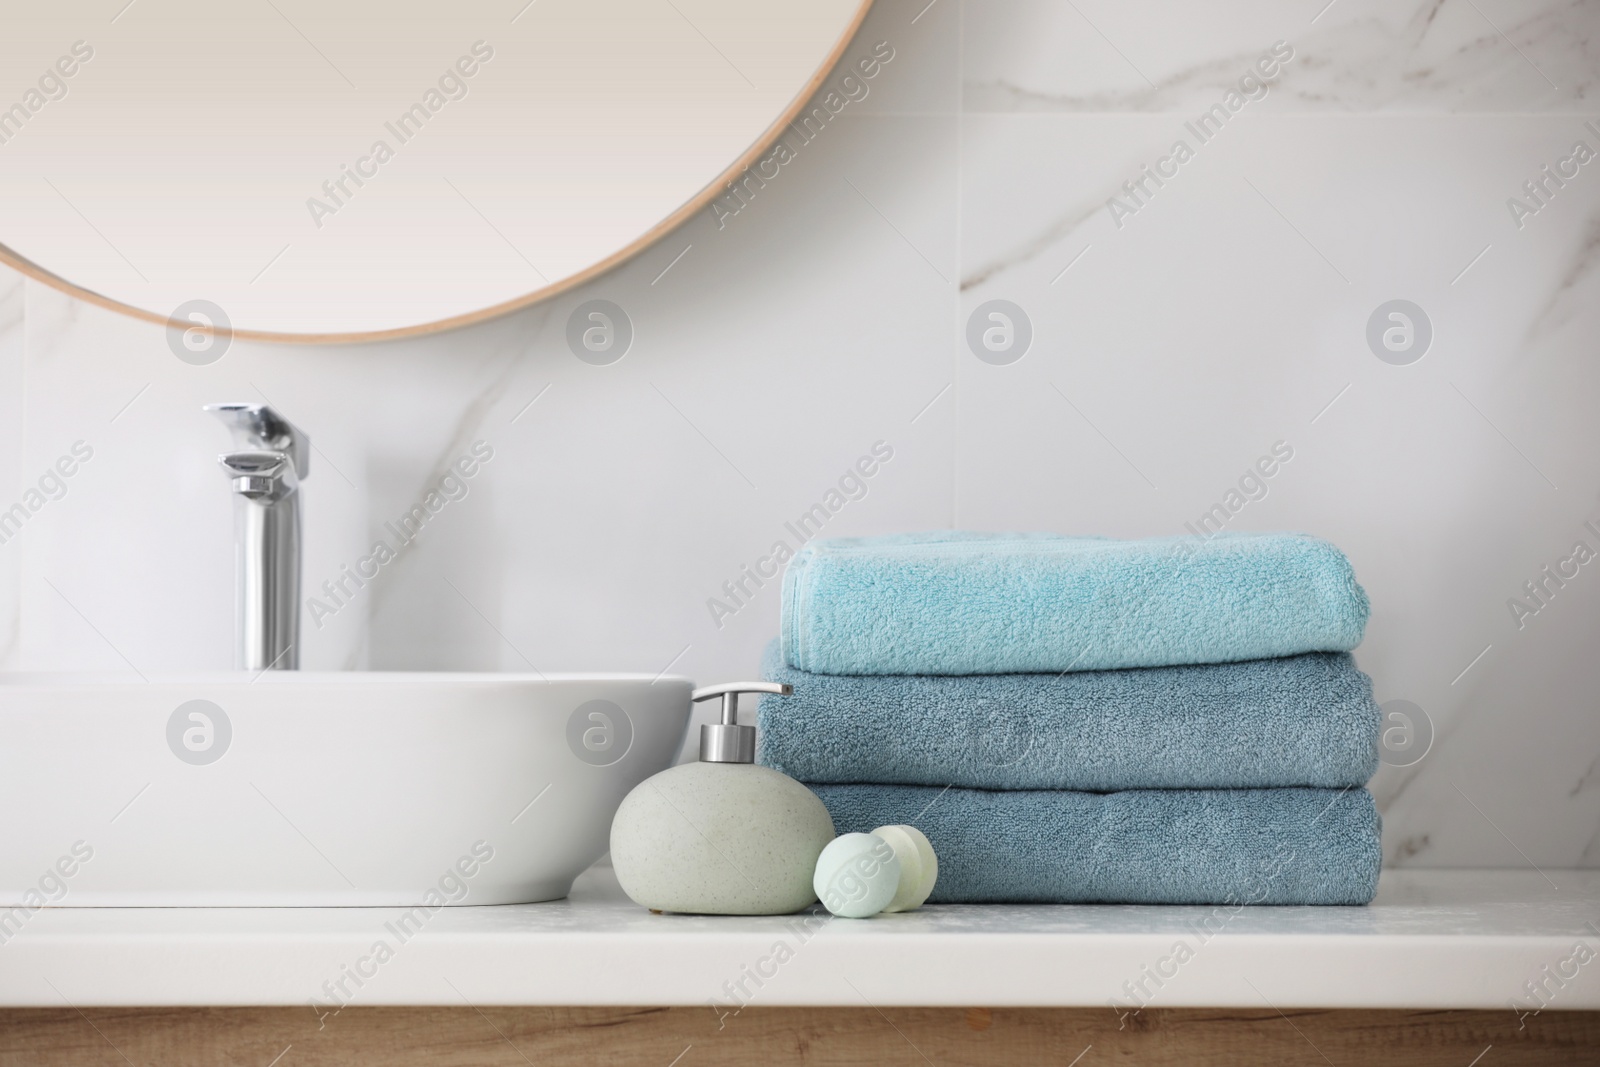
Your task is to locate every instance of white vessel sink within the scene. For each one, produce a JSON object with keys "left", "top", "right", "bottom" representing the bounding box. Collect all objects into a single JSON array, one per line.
[{"left": 0, "top": 672, "right": 690, "bottom": 907}]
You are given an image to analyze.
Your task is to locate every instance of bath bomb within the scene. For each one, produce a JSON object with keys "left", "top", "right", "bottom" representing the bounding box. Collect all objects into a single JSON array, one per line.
[
  {"left": 813, "top": 833, "right": 900, "bottom": 918},
  {"left": 871, "top": 824, "right": 938, "bottom": 912}
]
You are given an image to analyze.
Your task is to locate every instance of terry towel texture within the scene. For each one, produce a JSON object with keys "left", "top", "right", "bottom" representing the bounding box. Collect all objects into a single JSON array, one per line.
[
  {"left": 758, "top": 641, "right": 1381, "bottom": 790},
  {"left": 781, "top": 532, "right": 1370, "bottom": 675},
  {"left": 811, "top": 783, "right": 1381, "bottom": 905}
]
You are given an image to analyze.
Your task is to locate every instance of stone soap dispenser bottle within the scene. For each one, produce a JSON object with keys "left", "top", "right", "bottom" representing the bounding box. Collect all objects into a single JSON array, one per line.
[{"left": 610, "top": 682, "right": 835, "bottom": 915}]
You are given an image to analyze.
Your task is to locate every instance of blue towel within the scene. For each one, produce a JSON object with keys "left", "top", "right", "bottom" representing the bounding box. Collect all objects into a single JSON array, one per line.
[
  {"left": 811, "top": 784, "right": 1380, "bottom": 905},
  {"left": 781, "top": 532, "right": 1369, "bottom": 675},
  {"left": 758, "top": 642, "right": 1380, "bottom": 790}
]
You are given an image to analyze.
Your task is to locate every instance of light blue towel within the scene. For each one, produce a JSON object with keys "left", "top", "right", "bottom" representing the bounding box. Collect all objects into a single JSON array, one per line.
[
  {"left": 811, "top": 784, "right": 1381, "bottom": 905},
  {"left": 758, "top": 642, "right": 1380, "bottom": 790},
  {"left": 781, "top": 532, "right": 1369, "bottom": 675}
]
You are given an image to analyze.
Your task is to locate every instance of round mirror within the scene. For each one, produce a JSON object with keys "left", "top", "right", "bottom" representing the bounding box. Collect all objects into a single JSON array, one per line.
[{"left": 0, "top": 0, "right": 871, "bottom": 340}]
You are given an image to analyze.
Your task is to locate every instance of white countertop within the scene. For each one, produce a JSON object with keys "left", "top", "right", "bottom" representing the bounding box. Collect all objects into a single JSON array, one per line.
[{"left": 4, "top": 867, "right": 1597, "bottom": 1011}]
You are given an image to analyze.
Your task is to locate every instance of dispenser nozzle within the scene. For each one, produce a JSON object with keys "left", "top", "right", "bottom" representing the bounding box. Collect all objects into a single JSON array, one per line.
[{"left": 690, "top": 682, "right": 792, "bottom": 763}]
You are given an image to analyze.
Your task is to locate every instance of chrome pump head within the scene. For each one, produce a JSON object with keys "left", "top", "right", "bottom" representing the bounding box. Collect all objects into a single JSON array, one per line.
[{"left": 690, "top": 682, "right": 793, "bottom": 763}]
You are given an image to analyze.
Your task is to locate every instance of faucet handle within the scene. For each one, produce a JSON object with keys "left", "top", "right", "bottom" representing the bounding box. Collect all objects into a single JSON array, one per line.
[{"left": 205, "top": 403, "right": 309, "bottom": 479}]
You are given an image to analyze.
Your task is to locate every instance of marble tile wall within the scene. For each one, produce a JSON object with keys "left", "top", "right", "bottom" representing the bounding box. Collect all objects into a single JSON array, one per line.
[{"left": 4, "top": 0, "right": 1598, "bottom": 868}]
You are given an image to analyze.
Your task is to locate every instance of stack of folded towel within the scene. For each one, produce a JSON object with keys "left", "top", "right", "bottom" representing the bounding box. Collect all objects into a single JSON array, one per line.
[{"left": 757, "top": 532, "right": 1383, "bottom": 906}]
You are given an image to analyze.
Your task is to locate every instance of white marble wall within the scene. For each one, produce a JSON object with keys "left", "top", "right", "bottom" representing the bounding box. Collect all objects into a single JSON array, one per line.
[{"left": 4, "top": 0, "right": 1599, "bottom": 869}]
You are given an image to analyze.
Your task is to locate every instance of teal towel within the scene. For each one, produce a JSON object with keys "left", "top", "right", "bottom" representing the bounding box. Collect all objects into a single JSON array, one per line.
[
  {"left": 758, "top": 642, "right": 1380, "bottom": 790},
  {"left": 781, "top": 532, "right": 1369, "bottom": 675},
  {"left": 811, "top": 784, "right": 1381, "bottom": 905}
]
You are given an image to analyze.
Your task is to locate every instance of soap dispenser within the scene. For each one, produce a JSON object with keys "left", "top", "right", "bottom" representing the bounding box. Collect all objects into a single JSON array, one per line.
[{"left": 610, "top": 682, "right": 836, "bottom": 915}]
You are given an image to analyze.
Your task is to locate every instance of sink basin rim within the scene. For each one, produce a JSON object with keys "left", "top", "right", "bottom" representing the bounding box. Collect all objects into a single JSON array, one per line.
[{"left": 0, "top": 671, "right": 693, "bottom": 688}]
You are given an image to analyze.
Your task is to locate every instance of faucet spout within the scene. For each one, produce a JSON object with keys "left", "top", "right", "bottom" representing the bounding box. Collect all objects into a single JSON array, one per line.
[
  {"left": 220, "top": 449, "right": 297, "bottom": 500},
  {"left": 207, "top": 405, "right": 308, "bottom": 671}
]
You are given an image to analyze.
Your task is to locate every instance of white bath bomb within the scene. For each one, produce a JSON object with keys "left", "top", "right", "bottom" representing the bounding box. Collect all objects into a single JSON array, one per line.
[
  {"left": 871, "top": 824, "right": 938, "bottom": 912},
  {"left": 813, "top": 833, "right": 900, "bottom": 918}
]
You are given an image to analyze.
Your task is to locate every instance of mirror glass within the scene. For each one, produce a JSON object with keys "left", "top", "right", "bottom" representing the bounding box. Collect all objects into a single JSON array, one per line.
[{"left": 0, "top": 0, "right": 869, "bottom": 339}]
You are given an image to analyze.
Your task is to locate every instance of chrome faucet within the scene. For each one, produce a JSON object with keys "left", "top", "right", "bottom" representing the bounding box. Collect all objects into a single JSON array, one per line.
[{"left": 206, "top": 403, "right": 309, "bottom": 671}]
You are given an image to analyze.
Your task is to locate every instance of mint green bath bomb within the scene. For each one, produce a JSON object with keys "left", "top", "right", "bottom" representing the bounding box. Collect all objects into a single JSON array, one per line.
[{"left": 813, "top": 832, "right": 900, "bottom": 918}]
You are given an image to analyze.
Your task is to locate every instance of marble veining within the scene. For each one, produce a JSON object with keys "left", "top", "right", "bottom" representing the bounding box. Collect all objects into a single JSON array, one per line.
[
  {"left": 960, "top": 194, "right": 1099, "bottom": 291},
  {"left": 359, "top": 331, "right": 528, "bottom": 671},
  {"left": 1519, "top": 210, "right": 1600, "bottom": 351},
  {"left": 963, "top": 0, "right": 1599, "bottom": 114}
]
